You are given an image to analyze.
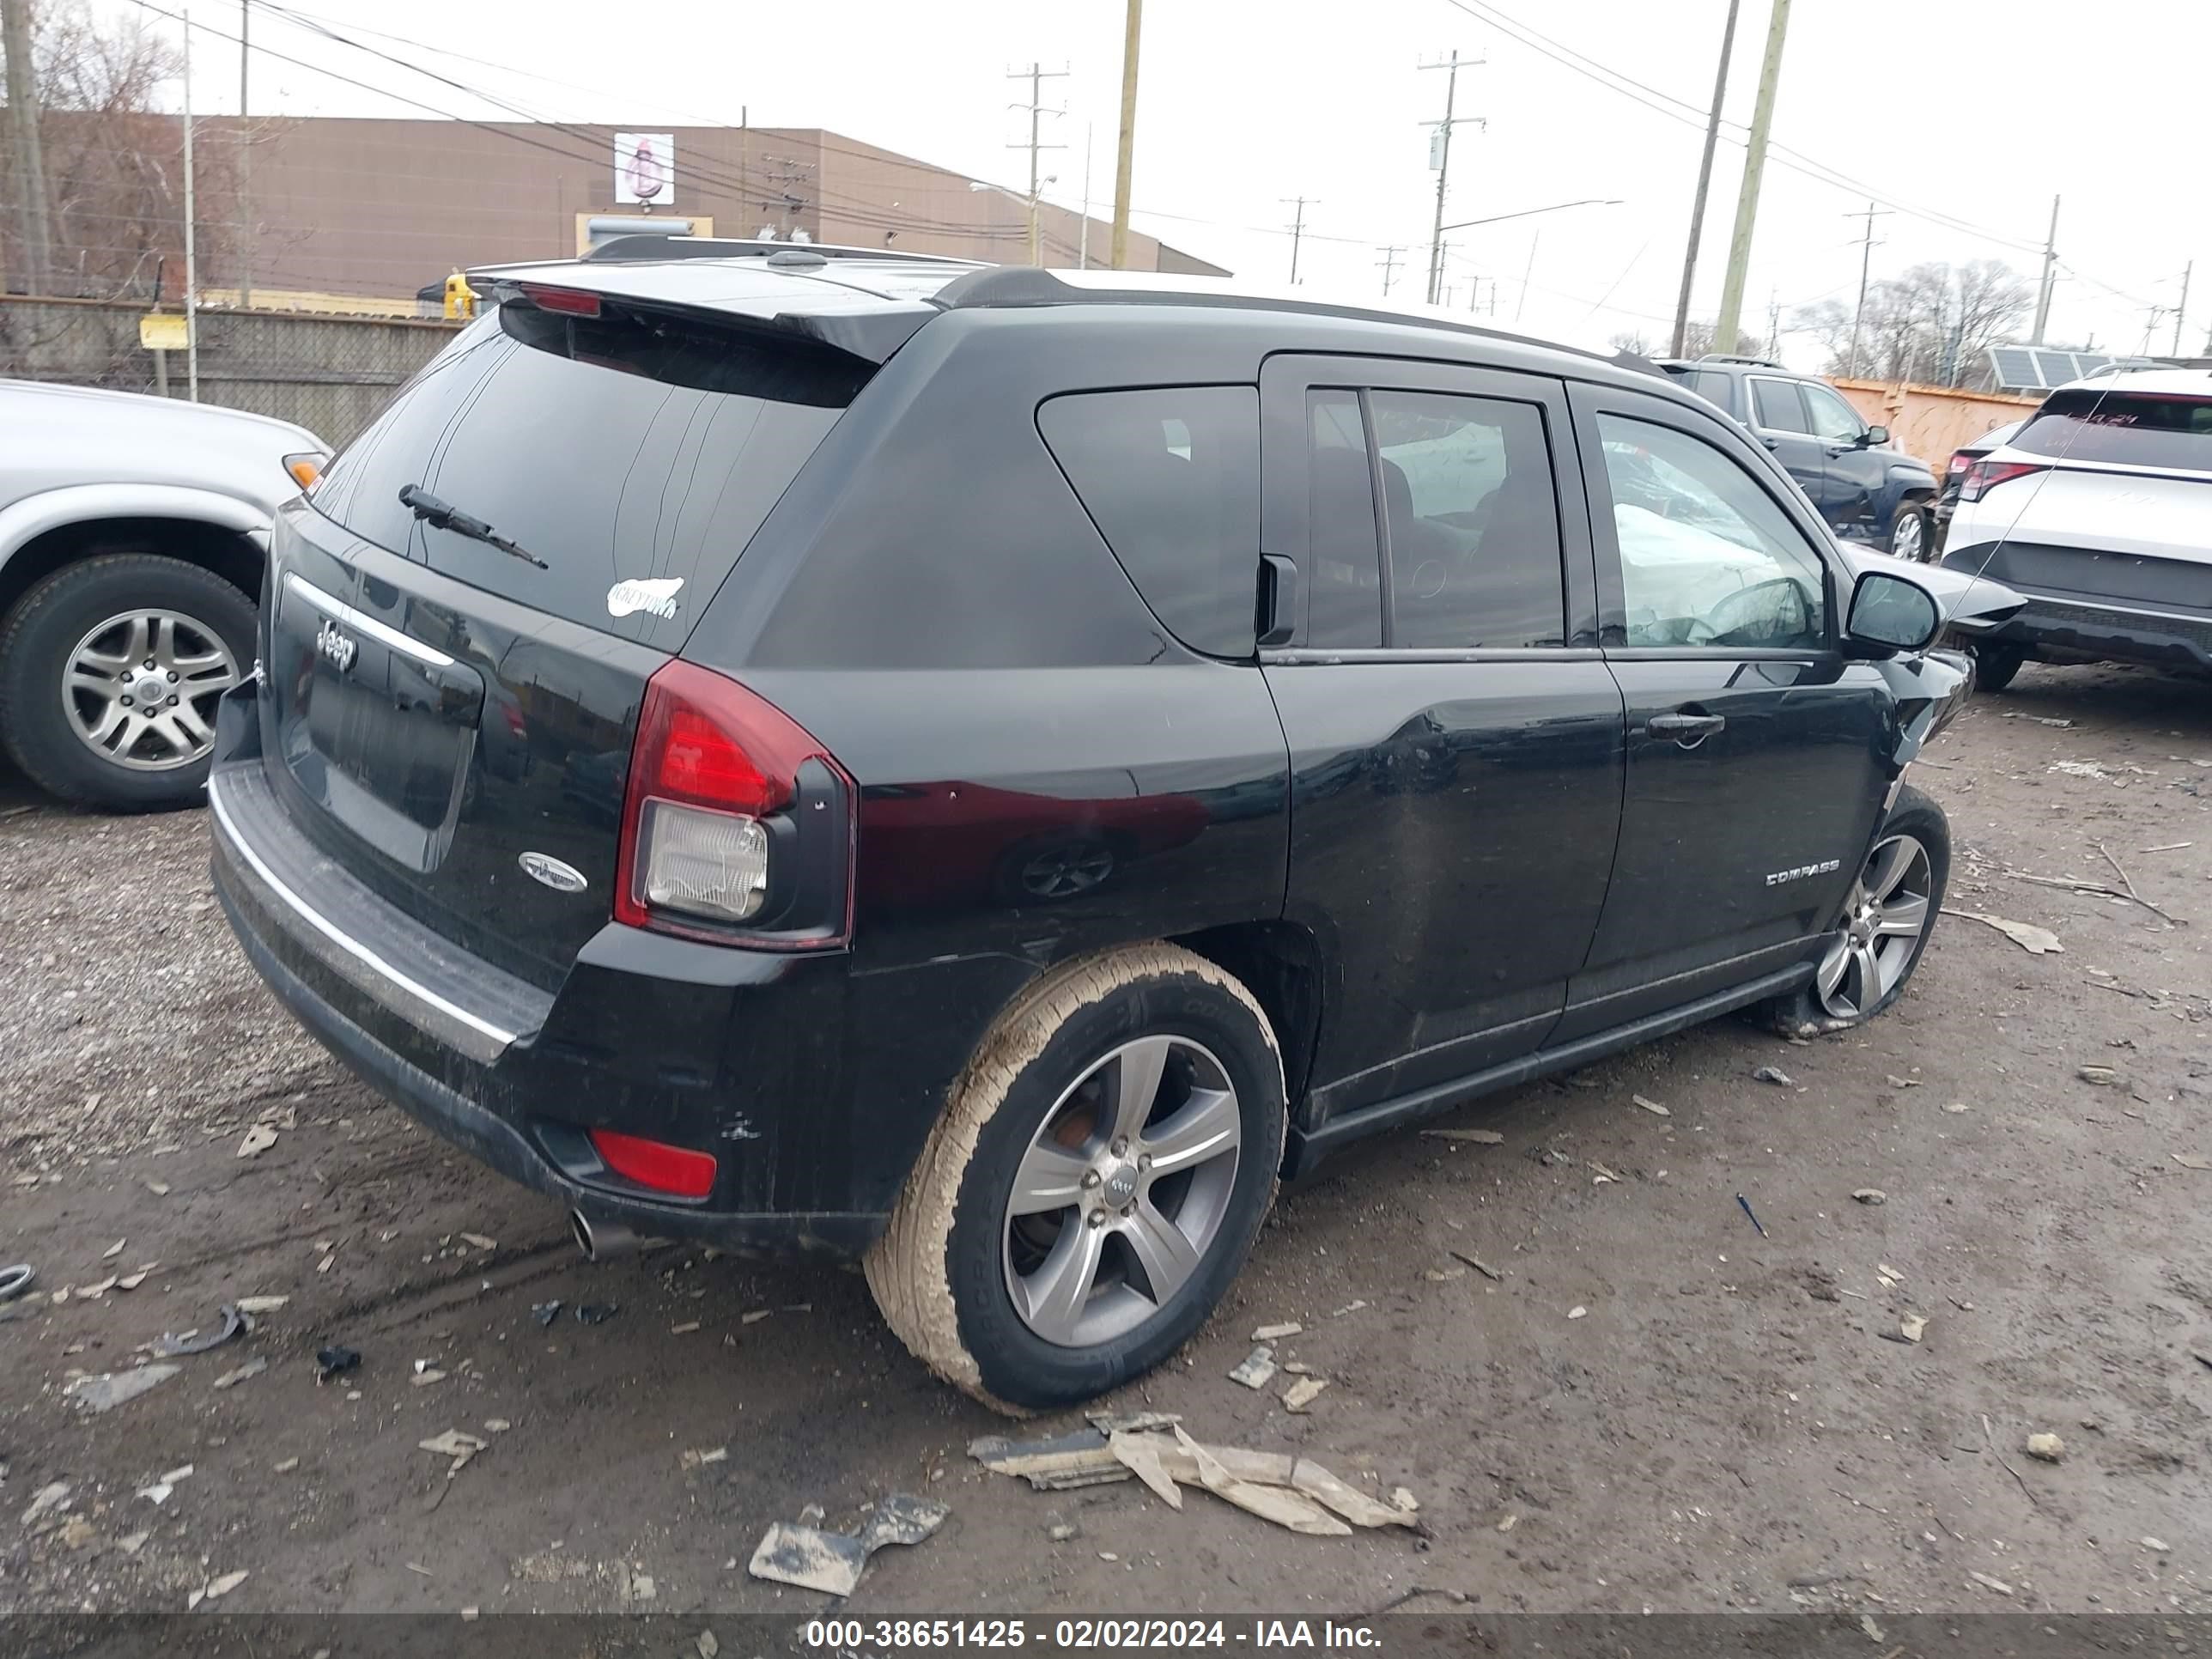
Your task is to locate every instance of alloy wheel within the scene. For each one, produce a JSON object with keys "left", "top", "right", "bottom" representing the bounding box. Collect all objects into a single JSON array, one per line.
[
  {"left": 1890, "top": 510, "right": 1925, "bottom": 562},
  {"left": 1814, "top": 831, "right": 1934, "bottom": 1019},
  {"left": 1002, "top": 1035, "right": 1242, "bottom": 1347},
  {"left": 62, "top": 610, "right": 240, "bottom": 772}
]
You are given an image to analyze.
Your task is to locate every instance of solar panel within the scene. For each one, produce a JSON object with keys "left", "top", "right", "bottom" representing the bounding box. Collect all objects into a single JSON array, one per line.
[
  {"left": 1989, "top": 346, "right": 2041, "bottom": 390},
  {"left": 1985, "top": 346, "right": 2158, "bottom": 392},
  {"left": 2033, "top": 349, "right": 2080, "bottom": 386}
]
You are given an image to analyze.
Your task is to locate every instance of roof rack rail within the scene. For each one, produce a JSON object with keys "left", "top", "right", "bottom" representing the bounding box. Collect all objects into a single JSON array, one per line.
[
  {"left": 584, "top": 234, "right": 988, "bottom": 267},
  {"left": 928, "top": 264, "right": 1620, "bottom": 366},
  {"left": 1696, "top": 352, "right": 1785, "bottom": 368}
]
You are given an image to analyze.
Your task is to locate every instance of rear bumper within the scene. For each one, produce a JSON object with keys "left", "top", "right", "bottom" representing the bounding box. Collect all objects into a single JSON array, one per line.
[
  {"left": 1941, "top": 544, "right": 2212, "bottom": 674},
  {"left": 208, "top": 681, "right": 1031, "bottom": 1257}
]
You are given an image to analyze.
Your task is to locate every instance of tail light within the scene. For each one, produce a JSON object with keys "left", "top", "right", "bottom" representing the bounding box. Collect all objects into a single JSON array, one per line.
[
  {"left": 1945, "top": 450, "right": 1972, "bottom": 477},
  {"left": 1960, "top": 459, "right": 2045, "bottom": 502},
  {"left": 613, "top": 659, "right": 854, "bottom": 948}
]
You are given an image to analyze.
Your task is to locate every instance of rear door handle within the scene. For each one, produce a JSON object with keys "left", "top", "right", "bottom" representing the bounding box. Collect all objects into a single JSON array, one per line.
[{"left": 1649, "top": 711, "right": 1726, "bottom": 746}]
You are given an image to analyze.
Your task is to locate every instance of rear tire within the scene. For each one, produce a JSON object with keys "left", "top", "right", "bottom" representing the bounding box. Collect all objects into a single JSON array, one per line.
[
  {"left": 866, "top": 944, "right": 1285, "bottom": 1413},
  {"left": 1970, "top": 641, "right": 2026, "bottom": 694},
  {"left": 0, "top": 552, "right": 254, "bottom": 811},
  {"left": 1757, "top": 783, "right": 1949, "bottom": 1037},
  {"left": 1888, "top": 504, "right": 1933, "bottom": 562}
]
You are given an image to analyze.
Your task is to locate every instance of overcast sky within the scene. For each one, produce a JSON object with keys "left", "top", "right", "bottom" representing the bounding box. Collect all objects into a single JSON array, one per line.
[{"left": 136, "top": 0, "right": 2205, "bottom": 367}]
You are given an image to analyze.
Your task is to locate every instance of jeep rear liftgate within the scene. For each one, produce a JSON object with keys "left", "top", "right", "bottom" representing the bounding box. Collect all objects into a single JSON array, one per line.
[{"left": 251, "top": 291, "right": 874, "bottom": 988}]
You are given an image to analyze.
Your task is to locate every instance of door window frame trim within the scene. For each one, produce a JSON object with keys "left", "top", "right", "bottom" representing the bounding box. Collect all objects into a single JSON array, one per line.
[
  {"left": 1565, "top": 378, "right": 1846, "bottom": 661},
  {"left": 1747, "top": 374, "right": 1815, "bottom": 437},
  {"left": 1799, "top": 380, "right": 1869, "bottom": 447},
  {"left": 1257, "top": 350, "right": 1600, "bottom": 657}
]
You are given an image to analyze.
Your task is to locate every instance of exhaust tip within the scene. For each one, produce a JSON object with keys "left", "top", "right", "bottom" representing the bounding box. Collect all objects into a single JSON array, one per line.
[{"left": 570, "top": 1208, "right": 641, "bottom": 1262}]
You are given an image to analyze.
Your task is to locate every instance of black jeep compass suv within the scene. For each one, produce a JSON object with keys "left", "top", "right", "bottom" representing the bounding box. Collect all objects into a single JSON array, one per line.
[{"left": 211, "top": 240, "right": 1969, "bottom": 1410}]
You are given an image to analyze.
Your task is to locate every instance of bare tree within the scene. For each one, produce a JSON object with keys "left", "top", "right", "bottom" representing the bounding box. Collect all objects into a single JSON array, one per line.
[
  {"left": 1611, "top": 318, "right": 1771, "bottom": 361},
  {"left": 2, "top": 1, "right": 245, "bottom": 299},
  {"left": 1795, "top": 259, "right": 2032, "bottom": 386}
]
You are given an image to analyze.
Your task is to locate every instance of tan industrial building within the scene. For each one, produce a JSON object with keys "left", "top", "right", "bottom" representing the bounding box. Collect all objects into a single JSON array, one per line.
[{"left": 174, "top": 118, "right": 1225, "bottom": 310}]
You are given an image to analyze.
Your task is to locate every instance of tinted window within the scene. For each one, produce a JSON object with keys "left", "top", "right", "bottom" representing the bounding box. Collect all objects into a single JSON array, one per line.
[
  {"left": 1597, "top": 416, "right": 1827, "bottom": 651},
  {"left": 2012, "top": 389, "right": 2212, "bottom": 471},
  {"left": 311, "top": 302, "right": 861, "bottom": 645},
  {"left": 1305, "top": 389, "right": 1383, "bottom": 649},
  {"left": 1802, "top": 383, "right": 1865, "bottom": 445},
  {"left": 1037, "top": 386, "right": 1260, "bottom": 658},
  {"left": 1750, "top": 378, "right": 1810, "bottom": 433},
  {"left": 1371, "top": 390, "right": 1564, "bottom": 648},
  {"left": 1665, "top": 366, "right": 1735, "bottom": 417}
]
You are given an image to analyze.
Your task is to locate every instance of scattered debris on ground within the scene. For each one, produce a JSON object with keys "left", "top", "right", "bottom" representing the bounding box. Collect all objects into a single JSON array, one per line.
[
  {"left": 1852, "top": 1188, "right": 1887, "bottom": 1205},
  {"left": 1420, "top": 1128, "right": 1504, "bottom": 1145},
  {"left": 1250, "top": 1322, "right": 1301, "bottom": 1340},
  {"left": 65, "top": 1364, "right": 180, "bottom": 1413},
  {"left": 747, "top": 1494, "right": 949, "bottom": 1596},
  {"left": 1229, "top": 1346, "right": 1278, "bottom": 1389},
  {"left": 2027, "top": 1433, "right": 2065, "bottom": 1462},
  {"left": 1283, "top": 1377, "right": 1330, "bottom": 1413},
  {"left": 1632, "top": 1095, "right": 1670, "bottom": 1116},
  {"left": 1944, "top": 908, "right": 2064, "bottom": 954},
  {"left": 314, "top": 1345, "right": 360, "bottom": 1382},
  {"left": 1753, "top": 1066, "right": 1794, "bottom": 1087},
  {"left": 154, "top": 1304, "right": 245, "bottom": 1357}
]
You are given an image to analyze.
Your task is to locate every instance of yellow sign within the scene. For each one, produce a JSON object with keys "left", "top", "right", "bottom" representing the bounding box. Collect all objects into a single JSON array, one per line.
[{"left": 139, "top": 313, "right": 188, "bottom": 351}]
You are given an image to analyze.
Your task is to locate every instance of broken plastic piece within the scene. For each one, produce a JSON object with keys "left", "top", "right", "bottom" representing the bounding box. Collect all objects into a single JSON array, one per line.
[
  {"left": 747, "top": 1493, "right": 949, "bottom": 1596},
  {"left": 315, "top": 1345, "right": 362, "bottom": 1382},
  {"left": 155, "top": 1304, "right": 245, "bottom": 1357}
]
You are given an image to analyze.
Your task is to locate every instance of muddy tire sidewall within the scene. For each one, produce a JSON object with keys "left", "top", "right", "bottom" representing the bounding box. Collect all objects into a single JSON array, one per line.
[{"left": 866, "top": 945, "right": 1285, "bottom": 1413}]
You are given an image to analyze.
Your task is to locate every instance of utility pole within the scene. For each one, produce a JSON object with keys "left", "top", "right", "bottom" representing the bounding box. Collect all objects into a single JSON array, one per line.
[
  {"left": 1713, "top": 0, "right": 1790, "bottom": 356},
  {"left": 236, "top": 0, "right": 251, "bottom": 307},
  {"left": 1078, "top": 121, "right": 1092, "bottom": 269},
  {"left": 1419, "top": 51, "right": 1483, "bottom": 306},
  {"left": 1670, "top": 0, "right": 1741, "bottom": 358},
  {"left": 2172, "top": 261, "right": 2192, "bottom": 356},
  {"left": 1109, "top": 0, "right": 1140, "bottom": 269},
  {"left": 181, "top": 5, "right": 199, "bottom": 399},
  {"left": 1282, "top": 197, "right": 1314, "bottom": 285},
  {"left": 1376, "top": 244, "right": 1404, "bottom": 297},
  {"left": 1766, "top": 289, "right": 1781, "bottom": 361},
  {"left": 1007, "top": 64, "right": 1066, "bottom": 268},
  {"left": 1843, "top": 199, "right": 1892, "bottom": 378},
  {"left": 2030, "top": 194, "right": 2059, "bottom": 344},
  {"left": 2, "top": 0, "right": 56, "bottom": 294}
]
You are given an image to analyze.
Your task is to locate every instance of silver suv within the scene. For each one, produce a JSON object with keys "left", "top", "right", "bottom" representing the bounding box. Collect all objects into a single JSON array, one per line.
[{"left": 0, "top": 380, "right": 325, "bottom": 808}]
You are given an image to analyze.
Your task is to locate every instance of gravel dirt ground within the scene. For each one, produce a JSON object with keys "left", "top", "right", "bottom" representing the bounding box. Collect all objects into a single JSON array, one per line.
[{"left": 3, "top": 660, "right": 2209, "bottom": 1620}]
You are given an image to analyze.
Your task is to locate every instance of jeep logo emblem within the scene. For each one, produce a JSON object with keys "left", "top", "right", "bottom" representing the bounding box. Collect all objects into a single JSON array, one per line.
[
  {"left": 315, "top": 618, "right": 357, "bottom": 673},
  {"left": 518, "top": 850, "right": 588, "bottom": 893}
]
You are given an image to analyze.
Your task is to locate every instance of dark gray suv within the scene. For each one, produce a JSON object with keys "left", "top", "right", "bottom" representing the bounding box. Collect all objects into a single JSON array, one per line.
[{"left": 1658, "top": 355, "right": 1941, "bottom": 562}]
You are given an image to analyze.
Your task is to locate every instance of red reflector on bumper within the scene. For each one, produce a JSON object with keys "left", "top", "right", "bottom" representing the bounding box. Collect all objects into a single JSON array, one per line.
[{"left": 587, "top": 1128, "right": 717, "bottom": 1199}]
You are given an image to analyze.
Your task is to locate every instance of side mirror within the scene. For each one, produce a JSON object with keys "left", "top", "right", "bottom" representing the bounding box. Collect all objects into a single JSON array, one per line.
[
  {"left": 1863, "top": 425, "right": 1890, "bottom": 447},
  {"left": 1846, "top": 569, "right": 1942, "bottom": 654}
]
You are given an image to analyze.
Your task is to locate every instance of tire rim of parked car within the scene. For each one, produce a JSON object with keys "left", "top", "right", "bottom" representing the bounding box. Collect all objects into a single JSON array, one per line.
[
  {"left": 1003, "top": 1034, "right": 1243, "bottom": 1347},
  {"left": 1814, "top": 831, "right": 1934, "bottom": 1020},
  {"left": 63, "top": 609, "right": 241, "bottom": 772},
  {"left": 1889, "top": 511, "right": 1925, "bottom": 562}
]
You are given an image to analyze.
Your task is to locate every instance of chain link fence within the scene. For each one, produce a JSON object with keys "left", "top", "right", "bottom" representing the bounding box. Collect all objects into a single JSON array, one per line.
[{"left": 0, "top": 297, "right": 459, "bottom": 447}]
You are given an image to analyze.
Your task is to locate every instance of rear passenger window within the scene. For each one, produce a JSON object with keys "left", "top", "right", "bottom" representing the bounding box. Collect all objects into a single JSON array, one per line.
[
  {"left": 1371, "top": 391, "right": 1565, "bottom": 648},
  {"left": 1304, "top": 389, "right": 1383, "bottom": 649},
  {"left": 1038, "top": 386, "right": 1260, "bottom": 657},
  {"left": 1751, "top": 379, "right": 1810, "bottom": 433}
]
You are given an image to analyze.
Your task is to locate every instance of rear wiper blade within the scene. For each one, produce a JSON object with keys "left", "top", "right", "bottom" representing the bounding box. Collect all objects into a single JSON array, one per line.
[{"left": 398, "top": 483, "right": 549, "bottom": 569}]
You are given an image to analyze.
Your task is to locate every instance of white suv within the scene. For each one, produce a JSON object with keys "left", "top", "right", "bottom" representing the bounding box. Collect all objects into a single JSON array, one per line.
[{"left": 1941, "top": 368, "right": 2212, "bottom": 690}]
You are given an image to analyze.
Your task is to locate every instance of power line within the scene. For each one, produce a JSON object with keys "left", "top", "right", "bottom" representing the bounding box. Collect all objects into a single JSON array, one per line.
[{"left": 1437, "top": 0, "right": 2050, "bottom": 260}]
